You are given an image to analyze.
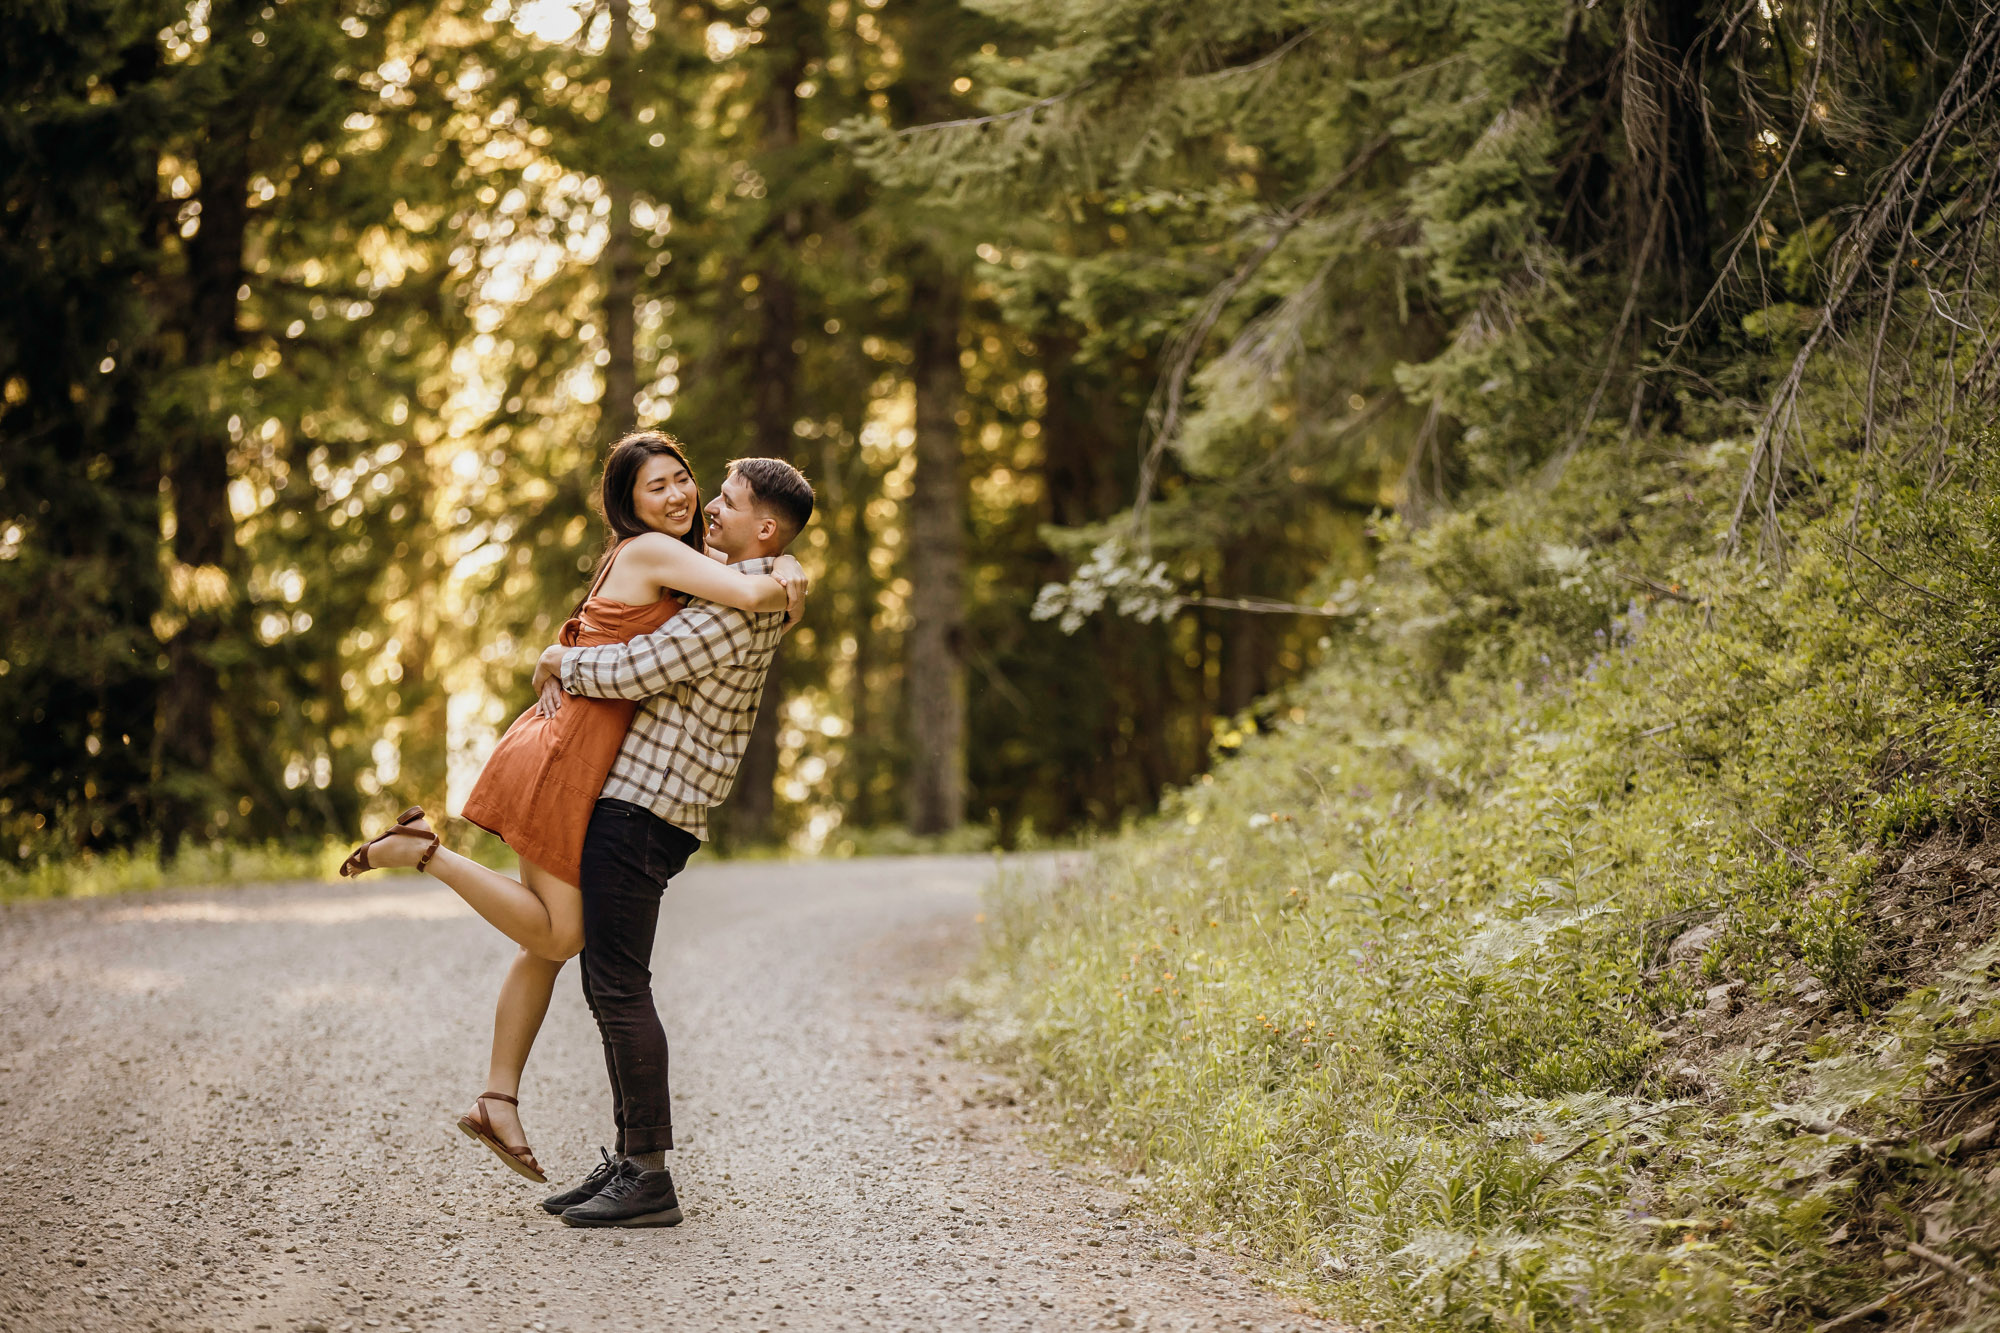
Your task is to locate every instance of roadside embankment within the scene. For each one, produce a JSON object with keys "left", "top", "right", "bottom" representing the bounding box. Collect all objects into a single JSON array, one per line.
[{"left": 965, "top": 437, "right": 2000, "bottom": 1330}]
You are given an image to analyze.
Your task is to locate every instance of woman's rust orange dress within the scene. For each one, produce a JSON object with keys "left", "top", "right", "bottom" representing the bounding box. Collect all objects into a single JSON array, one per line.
[{"left": 461, "top": 542, "right": 681, "bottom": 886}]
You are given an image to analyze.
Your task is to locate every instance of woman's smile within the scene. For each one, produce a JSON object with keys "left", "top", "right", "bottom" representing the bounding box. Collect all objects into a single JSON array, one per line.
[{"left": 631, "top": 453, "right": 700, "bottom": 536}]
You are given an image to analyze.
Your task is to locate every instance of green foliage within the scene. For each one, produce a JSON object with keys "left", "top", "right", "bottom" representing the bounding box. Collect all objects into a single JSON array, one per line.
[
  {"left": 0, "top": 837, "right": 343, "bottom": 902},
  {"left": 965, "top": 401, "right": 2000, "bottom": 1328},
  {"left": 6, "top": 0, "right": 1279, "bottom": 867}
]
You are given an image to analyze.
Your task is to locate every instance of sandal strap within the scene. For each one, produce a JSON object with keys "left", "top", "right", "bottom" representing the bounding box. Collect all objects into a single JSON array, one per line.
[
  {"left": 478, "top": 1091, "right": 519, "bottom": 1106},
  {"left": 340, "top": 809, "right": 431, "bottom": 878}
]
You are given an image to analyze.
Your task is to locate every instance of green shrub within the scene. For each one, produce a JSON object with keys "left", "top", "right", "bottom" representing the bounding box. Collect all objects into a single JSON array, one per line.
[{"left": 966, "top": 428, "right": 2000, "bottom": 1329}]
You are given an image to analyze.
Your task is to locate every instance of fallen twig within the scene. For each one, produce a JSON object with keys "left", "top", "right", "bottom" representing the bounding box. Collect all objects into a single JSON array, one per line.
[
  {"left": 1747, "top": 821, "right": 1812, "bottom": 870},
  {"left": 1616, "top": 572, "right": 1702, "bottom": 604},
  {"left": 1824, "top": 531, "right": 1950, "bottom": 605},
  {"left": 1789, "top": 1114, "right": 1996, "bottom": 1162},
  {"left": 1902, "top": 1240, "right": 1999, "bottom": 1298},
  {"left": 1945, "top": 1119, "right": 2000, "bottom": 1157},
  {"left": 1811, "top": 1273, "right": 1942, "bottom": 1333}
]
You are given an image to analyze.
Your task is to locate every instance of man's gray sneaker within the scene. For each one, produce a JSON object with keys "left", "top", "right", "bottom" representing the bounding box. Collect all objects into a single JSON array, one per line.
[
  {"left": 541, "top": 1147, "right": 620, "bottom": 1216},
  {"left": 560, "top": 1159, "right": 683, "bottom": 1228}
]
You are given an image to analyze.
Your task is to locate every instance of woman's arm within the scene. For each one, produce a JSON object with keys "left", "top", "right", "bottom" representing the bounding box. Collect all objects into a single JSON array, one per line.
[{"left": 627, "top": 532, "right": 799, "bottom": 613}]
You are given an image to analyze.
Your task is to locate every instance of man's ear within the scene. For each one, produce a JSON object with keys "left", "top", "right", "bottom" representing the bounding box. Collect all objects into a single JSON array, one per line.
[{"left": 756, "top": 512, "right": 779, "bottom": 543}]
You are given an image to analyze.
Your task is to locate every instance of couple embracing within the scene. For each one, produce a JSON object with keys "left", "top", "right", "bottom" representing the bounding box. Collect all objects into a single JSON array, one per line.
[{"left": 338, "top": 431, "right": 814, "bottom": 1229}]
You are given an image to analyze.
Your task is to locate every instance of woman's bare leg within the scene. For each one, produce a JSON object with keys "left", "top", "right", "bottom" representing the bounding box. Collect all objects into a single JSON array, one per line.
[
  {"left": 470, "top": 947, "right": 565, "bottom": 1154},
  {"left": 426, "top": 850, "right": 584, "bottom": 959},
  {"left": 359, "top": 822, "right": 582, "bottom": 960}
]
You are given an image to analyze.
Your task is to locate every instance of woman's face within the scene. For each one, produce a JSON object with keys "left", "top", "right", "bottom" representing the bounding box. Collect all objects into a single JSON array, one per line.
[{"left": 632, "top": 452, "right": 698, "bottom": 538}]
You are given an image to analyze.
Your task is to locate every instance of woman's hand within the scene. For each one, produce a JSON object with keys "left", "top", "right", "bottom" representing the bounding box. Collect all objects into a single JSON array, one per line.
[
  {"left": 531, "top": 644, "right": 568, "bottom": 715},
  {"left": 773, "top": 554, "right": 808, "bottom": 625}
]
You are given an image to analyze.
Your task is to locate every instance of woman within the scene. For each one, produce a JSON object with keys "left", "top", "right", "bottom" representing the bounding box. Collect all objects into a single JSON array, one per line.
[{"left": 337, "top": 430, "right": 804, "bottom": 1182}]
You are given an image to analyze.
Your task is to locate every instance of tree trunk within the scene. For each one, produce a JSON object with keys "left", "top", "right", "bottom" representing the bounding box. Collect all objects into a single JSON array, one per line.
[
  {"left": 718, "top": 27, "right": 808, "bottom": 847},
  {"left": 599, "top": 0, "right": 637, "bottom": 435},
  {"left": 1216, "top": 540, "right": 1271, "bottom": 717},
  {"left": 845, "top": 490, "right": 880, "bottom": 827},
  {"left": 1655, "top": 0, "right": 1711, "bottom": 303},
  {"left": 159, "top": 122, "right": 250, "bottom": 853},
  {"left": 1629, "top": 0, "right": 1711, "bottom": 306},
  {"left": 903, "top": 263, "right": 966, "bottom": 834},
  {"left": 897, "top": 7, "right": 973, "bottom": 835},
  {"left": 1033, "top": 336, "right": 1151, "bottom": 831},
  {"left": 726, "top": 235, "right": 801, "bottom": 844}
]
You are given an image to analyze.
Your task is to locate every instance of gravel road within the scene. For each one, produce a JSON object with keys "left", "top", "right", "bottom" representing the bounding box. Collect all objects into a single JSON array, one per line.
[{"left": 0, "top": 854, "right": 1330, "bottom": 1333}]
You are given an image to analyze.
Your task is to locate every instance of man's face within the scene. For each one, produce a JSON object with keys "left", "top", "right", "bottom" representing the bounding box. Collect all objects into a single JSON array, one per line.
[{"left": 703, "top": 474, "right": 771, "bottom": 557}]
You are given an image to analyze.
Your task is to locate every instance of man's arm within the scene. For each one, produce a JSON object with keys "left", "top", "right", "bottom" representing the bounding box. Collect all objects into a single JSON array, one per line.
[{"left": 536, "top": 602, "right": 758, "bottom": 703}]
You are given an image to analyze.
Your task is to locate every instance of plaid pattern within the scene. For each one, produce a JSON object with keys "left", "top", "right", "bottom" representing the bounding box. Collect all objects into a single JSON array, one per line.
[{"left": 559, "top": 556, "right": 786, "bottom": 841}]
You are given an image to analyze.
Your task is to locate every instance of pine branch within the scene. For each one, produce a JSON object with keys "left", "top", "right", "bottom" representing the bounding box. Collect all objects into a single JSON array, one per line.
[
  {"left": 1131, "top": 132, "right": 1393, "bottom": 546},
  {"left": 852, "top": 26, "right": 1333, "bottom": 199},
  {"left": 886, "top": 86, "right": 1091, "bottom": 141}
]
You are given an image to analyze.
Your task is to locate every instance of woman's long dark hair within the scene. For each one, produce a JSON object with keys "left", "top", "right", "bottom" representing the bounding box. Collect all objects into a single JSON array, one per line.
[{"left": 573, "top": 431, "right": 703, "bottom": 616}]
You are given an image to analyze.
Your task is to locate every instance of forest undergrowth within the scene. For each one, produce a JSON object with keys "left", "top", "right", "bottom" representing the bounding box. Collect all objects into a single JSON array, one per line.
[{"left": 963, "top": 381, "right": 2000, "bottom": 1330}]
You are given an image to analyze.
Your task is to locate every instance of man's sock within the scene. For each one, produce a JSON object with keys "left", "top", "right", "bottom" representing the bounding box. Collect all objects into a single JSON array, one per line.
[{"left": 626, "top": 1150, "right": 666, "bottom": 1172}]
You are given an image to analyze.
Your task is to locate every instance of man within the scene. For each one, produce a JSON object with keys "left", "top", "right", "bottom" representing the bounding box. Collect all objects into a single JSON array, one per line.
[{"left": 526, "top": 456, "right": 814, "bottom": 1228}]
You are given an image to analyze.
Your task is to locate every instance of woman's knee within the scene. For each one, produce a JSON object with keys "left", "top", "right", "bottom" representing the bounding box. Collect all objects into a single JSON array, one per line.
[{"left": 534, "top": 928, "right": 583, "bottom": 963}]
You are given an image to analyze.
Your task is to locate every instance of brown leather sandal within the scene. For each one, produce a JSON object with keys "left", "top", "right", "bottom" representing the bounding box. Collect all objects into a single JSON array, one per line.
[
  {"left": 338, "top": 806, "right": 440, "bottom": 879},
  {"left": 456, "top": 1092, "right": 547, "bottom": 1183}
]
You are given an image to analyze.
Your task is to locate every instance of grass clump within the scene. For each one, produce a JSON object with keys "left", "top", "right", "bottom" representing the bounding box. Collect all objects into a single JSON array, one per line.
[
  {"left": 0, "top": 818, "right": 520, "bottom": 901},
  {"left": 965, "top": 429, "right": 2000, "bottom": 1330},
  {"left": 0, "top": 838, "right": 348, "bottom": 901}
]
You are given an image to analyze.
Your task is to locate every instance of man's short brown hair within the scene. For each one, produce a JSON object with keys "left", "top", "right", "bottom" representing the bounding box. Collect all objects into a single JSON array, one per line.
[{"left": 728, "top": 457, "right": 814, "bottom": 542}]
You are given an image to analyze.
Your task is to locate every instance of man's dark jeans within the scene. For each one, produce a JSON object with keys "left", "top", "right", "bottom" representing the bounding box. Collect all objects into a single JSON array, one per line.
[{"left": 577, "top": 798, "right": 701, "bottom": 1157}]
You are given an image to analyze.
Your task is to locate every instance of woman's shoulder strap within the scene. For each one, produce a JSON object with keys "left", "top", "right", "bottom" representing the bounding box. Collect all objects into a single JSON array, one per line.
[{"left": 586, "top": 536, "right": 638, "bottom": 599}]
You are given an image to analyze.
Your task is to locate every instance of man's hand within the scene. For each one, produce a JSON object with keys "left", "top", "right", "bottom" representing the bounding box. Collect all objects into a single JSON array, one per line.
[
  {"left": 535, "top": 674, "right": 566, "bottom": 718},
  {"left": 773, "top": 554, "right": 808, "bottom": 625}
]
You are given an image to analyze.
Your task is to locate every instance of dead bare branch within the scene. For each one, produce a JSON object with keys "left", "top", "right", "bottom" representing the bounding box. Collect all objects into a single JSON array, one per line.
[{"left": 1729, "top": 9, "right": 2000, "bottom": 554}]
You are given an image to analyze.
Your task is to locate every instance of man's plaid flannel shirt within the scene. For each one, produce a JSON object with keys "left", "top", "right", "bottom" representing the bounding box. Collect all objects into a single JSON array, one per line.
[{"left": 558, "top": 555, "right": 786, "bottom": 841}]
